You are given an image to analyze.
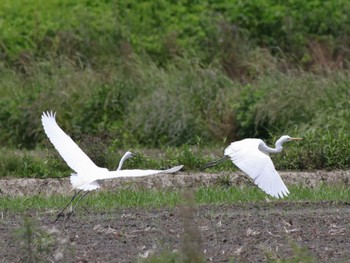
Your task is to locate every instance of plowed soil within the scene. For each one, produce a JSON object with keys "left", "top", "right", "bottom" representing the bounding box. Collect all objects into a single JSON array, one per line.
[{"left": 1, "top": 201, "right": 350, "bottom": 262}]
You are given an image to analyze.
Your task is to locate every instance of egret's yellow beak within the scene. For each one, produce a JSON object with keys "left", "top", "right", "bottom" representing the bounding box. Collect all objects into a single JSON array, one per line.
[{"left": 290, "top": 137, "right": 303, "bottom": 141}]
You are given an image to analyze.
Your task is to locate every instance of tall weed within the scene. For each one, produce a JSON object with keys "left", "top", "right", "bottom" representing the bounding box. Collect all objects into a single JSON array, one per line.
[
  {"left": 0, "top": 57, "right": 349, "bottom": 152},
  {"left": 14, "top": 216, "right": 75, "bottom": 262},
  {"left": 254, "top": 72, "right": 350, "bottom": 136},
  {"left": 126, "top": 59, "right": 233, "bottom": 146}
]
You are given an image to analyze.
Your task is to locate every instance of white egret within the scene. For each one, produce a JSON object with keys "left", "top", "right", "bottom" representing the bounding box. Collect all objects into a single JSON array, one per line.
[
  {"left": 54, "top": 150, "right": 136, "bottom": 222},
  {"left": 204, "top": 135, "right": 302, "bottom": 198},
  {"left": 41, "top": 111, "right": 183, "bottom": 221}
]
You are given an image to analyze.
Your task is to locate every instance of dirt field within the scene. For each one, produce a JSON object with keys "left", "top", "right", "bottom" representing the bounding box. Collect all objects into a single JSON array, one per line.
[
  {"left": 1, "top": 171, "right": 350, "bottom": 262},
  {"left": 1, "top": 201, "right": 350, "bottom": 262}
]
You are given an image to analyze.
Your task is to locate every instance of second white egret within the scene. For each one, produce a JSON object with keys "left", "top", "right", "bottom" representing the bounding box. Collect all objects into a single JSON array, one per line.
[{"left": 204, "top": 135, "right": 302, "bottom": 198}]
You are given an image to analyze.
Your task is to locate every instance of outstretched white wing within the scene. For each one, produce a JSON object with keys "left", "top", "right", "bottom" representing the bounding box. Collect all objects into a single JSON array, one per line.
[
  {"left": 41, "top": 111, "right": 98, "bottom": 173},
  {"left": 101, "top": 165, "right": 184, "bottom": 180},
  {"left": 224, "top": 139, "right": 289, "bottom": 198}
]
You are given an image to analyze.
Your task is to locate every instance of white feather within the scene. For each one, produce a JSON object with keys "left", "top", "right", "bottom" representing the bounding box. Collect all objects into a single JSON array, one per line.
[
  {"left": 104, "top": 165, "right": 184, "bottom": 180},
  {"left": 41, "top": 111, "right": 98, "bottom": 174}
]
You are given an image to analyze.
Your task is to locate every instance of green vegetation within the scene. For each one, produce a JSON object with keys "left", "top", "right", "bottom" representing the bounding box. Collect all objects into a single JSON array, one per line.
[
  {"left": 272, "top": 130, "right": 350, "bottom": 170},
  {"left": 1, "top": 3, "right": 348, "bottom": 262},
  {"left": 265, "top": 241, "right": 315, "bottom": 263},
  {"left": 14, "top": 216, "right": 75, "bottom": 262},
  {"left": 1, "top": 185, "right": 349, "bottom": 212},
  {"left": 1, "top": 0, "right": 350, "bottom": 66},
  {"left": 1, "top": 58, "right": 350, "bottom": 150},
  {"left": 0, "top": 0, "right": 349, "bottom": 173},
  {"left": 1, "top": 128, "right": 350, "bottom": 179},
  {"left": 0, "top": 148, "right": 68, "bottom": 178}
]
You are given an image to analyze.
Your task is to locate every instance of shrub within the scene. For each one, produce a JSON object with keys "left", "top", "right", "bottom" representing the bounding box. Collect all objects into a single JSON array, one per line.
[
  {"left": 272, "top": 129, "right": 350, "bottom": 170},
  {"left": 126, "top": 59, "right": 233, "bottom": 146},
  {"left": 2, "top": 0, "right": 350, "bottom": 68},
  {"left": 0, "top": 148, "right": 68, "bottom": 178},
  {"left": 254, "top": 72, "right": 350, "bottom": 135}
]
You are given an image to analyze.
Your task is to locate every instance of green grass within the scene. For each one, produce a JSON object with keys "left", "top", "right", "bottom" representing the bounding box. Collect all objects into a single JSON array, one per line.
[
  {"left": 1, "top": 185, "right": 349, "bottom": 212},
  {"left": 1, "top": 128, "right": 349, "bottom": 179},
  {"left": 0, "top": 148, "right": 68, "bottom": 178},
  {"left": 0, "top": 145, "right": 235, "bottom": 179}
]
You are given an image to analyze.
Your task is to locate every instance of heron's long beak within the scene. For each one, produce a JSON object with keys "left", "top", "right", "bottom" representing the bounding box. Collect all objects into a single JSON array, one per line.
[{"left": 290, "top": 137, "right": 303, "bottom": 141}]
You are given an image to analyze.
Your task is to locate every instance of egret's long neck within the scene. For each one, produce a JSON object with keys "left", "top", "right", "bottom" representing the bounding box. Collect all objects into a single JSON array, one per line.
[
  {"left": 116, "top": 162, "right": 123, "bottom": 171},
  {"left": 259, "top": 138, "right": 284, "bottom": 154},
  {"left": 116, "top": 155, "right": 127, "bottom": 171}
]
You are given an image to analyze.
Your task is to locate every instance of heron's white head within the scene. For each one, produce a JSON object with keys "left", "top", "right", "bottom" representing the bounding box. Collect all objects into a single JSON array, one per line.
[
  {"left": 124, "top": 151, "right": 136, "bottom": 159},
  {"left": 116, "top": 151, "right": 136, "bottom": 171},
  {"left": 277, "top": 135, "right": 303, "bottom": 145},
  {"left": 273, "top": 135, "right": 302, "bottom": 153}
]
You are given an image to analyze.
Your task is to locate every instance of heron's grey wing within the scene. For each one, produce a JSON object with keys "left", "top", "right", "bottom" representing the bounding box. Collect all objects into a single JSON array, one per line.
[
  {"left": 224, "top": 139, "right": 289, "bottom": 198},
  {"left": 41, "top": 111, "right": 98, "bottom": 173}
]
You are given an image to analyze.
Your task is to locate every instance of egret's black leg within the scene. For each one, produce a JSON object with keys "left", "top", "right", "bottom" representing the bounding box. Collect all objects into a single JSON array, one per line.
[
  {"left": 54, "top": 190, "right": 82, "bottom": 223},
  {"left": 65, "top": 191, "right": 90, "bottom": 222},
  {"left": 202, "top": 156, "right": 230, "bottom": 170}
]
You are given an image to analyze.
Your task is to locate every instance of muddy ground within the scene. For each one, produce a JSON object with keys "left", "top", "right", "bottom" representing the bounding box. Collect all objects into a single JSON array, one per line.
[
  {"left": 1, "top": 171, "right": 350, "bottom": 262},
  {"left": 1, "top": 202, "right": 350, "bottom": 262}
]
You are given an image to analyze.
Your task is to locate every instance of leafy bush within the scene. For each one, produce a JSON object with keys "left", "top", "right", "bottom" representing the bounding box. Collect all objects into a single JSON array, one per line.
[
  {"left": 125, "top": 59, "right": 233, "bottom": 146},
  {"left": 1, "top": 0, "right": 350, "bottom": 68},
  {"left": 0, "top": 0, "right": 119, "bottom": 63},
  {"left": 1, "top": 58, "right": 349, "bottom": 150},
  {"left": 0, "top": 60, "right": 139, "bottom": 148},
  {"left": 254, "top": 72, "right": 350, "bottom": 135},
  {"left": 272, "top": 130, "right": 350, "bottom": 170}
]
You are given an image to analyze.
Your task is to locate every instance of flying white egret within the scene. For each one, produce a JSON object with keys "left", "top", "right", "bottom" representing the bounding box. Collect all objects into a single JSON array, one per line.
[
  {"left": 204, "top": 135, "right": 302, "bottom": 198},
  {"left": 54, "top": 150, "right": 136, "bottom": 222},
  {"left": 41, "top": 111, "right": 183, "bottom": 221}
]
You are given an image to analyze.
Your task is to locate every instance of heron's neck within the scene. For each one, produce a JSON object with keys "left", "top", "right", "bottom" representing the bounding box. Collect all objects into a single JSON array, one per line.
[
  {"left": 260, "top": 139, "right": 284, "bottom": 154},
  {"left": 117, "top": 157, "right": 127, "bottom": 171}
]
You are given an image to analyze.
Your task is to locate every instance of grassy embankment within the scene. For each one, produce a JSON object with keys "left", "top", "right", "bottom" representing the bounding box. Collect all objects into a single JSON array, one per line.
[{"left": 0, "top": 185, "right": 350, "bottom": 212}]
